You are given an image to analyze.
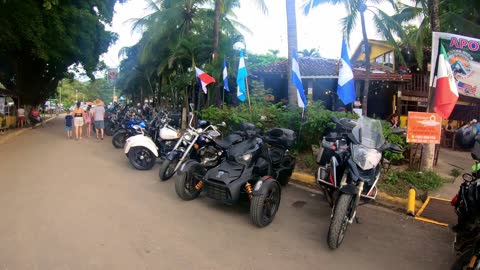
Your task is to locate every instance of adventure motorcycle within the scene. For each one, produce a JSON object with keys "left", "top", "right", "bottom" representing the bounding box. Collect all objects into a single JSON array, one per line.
[
  {"left": 316, "top": 116, "right": 402, "bottom": 249},
  {"left": 175, "top": 123, "right": 296, "bottom": 227},
  {"left": 124, "top": 112, "right": 180, "bottom": 170}
]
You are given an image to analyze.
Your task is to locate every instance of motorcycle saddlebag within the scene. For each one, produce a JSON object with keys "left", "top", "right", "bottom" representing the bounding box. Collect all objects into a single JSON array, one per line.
[{"left": 265, "top": 128, "right": 296, "bottom": 148}]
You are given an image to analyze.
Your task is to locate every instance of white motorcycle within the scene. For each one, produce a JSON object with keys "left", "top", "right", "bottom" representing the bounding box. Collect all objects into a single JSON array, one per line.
[{"left": 124, "top": 112, "right": 180, "bottom": 170}]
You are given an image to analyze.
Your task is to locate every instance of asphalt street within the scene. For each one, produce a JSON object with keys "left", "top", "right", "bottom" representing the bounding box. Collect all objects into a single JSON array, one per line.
[{"left": 0, "top": 117, "right": 454, "bottom": 270}]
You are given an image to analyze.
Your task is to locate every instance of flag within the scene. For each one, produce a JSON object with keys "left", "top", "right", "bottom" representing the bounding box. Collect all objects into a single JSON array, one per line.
[
  {"left": 337, "top": 39, "right": 356, "bottom": 105},
  {"left": 434, "top": 44, "right": 459, "bottom": 119},
  {"left": 292, "top": 50, "right": 307, "bottom": 108},
  {"left": 223, "top": 58, "right": 230, "bottom": 92},
  {"left": 195, "top": 67, "right": 216, "bottom": 94},
  {"left": 237, "top": 50, "right": 248, "bottom": 102}
]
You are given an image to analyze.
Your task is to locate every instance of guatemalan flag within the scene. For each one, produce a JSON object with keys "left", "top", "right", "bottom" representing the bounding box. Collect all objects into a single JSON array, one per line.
[
  {"left": 237, "top": 50, "right": 248, "bottom": 102},
  {"left": 223, "top": 57, "right": 230, "bottom": 92},
  {"left": 195, "top": 67, "right": 216, "bottom": 94},
  {"left": 337, "top": 39, "right": 356, "bottom": 105},
  {"left": 292, "top": 50, "right": 307, "bottom": 108}
]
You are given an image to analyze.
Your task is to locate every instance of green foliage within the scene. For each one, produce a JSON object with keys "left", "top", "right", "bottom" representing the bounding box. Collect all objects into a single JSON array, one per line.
[
  {"left": 382, "top": 122, "right": 408, "bottom": 163},
  {"left": 199, "top": 99, "right": 356, "bottom": 152},
  {"left": 380, "top": 169, "right": 449, "bottom": 197},
  {"left": 450, "top": 168, "right": 462, "bottom": 178},
  {"left": 0, "top": 0, "right": 120, "bottom": 105}
]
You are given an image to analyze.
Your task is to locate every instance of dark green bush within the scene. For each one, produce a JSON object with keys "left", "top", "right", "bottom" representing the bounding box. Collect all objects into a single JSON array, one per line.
[{"left": 380, "top": 169, "right": 449, "bottom": 197}]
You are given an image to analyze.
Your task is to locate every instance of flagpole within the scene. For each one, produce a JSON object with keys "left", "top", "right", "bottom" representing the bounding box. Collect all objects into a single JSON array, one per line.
[{"left": 245, "top": 77, "right": 252, "bottom": 109}]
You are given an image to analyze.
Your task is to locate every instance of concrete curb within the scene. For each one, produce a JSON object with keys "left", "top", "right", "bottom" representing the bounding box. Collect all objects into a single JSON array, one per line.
[
  {"left": 0, "top": 116, "right": 57, "bottom": 145},
  {"left": 291, "top": 171, "right": 423, "bottom": 212}
]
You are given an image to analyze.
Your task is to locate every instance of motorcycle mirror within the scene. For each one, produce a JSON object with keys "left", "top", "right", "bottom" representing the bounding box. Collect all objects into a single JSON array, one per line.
[
  {"left": 463, "top": 173, "right": 474, "bottom": 182},
  {"left": 388, "top": 142, "right": 403, "bottom": 153},
  {"left": 218, "top": 122, "right": 227, "bottom": 127}
]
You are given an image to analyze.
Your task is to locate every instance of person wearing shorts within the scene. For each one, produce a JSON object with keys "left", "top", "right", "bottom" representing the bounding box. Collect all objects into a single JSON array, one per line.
[
  {"left": 17, "top": 106, "right": 25, "bottom": 128},
  {"left": 65, "top": 109, "right": 73, "bottom": 139},
  {"left": 93, "top": 99, "right": 106, "bottom": 140},
  {"left": 73, "top": 101, "right": 84, "bottom": 140}
]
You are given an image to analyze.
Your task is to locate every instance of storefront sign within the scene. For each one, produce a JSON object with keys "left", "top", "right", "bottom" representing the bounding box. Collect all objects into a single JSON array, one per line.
[
  {"left": 431, "top": 32, "right": 480, "bottom": 99},
  {"left": 407, "top": 112, "right": 442, "bottom": 144}
]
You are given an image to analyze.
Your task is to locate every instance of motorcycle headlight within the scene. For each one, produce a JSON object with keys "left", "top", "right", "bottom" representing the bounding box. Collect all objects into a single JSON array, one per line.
[
  {"left": 235, "top": 153, "right": 253, "bottom": 166},
  {"left": 184, "top": 134, "right": 192, "bottom": 141},
  {"left": 352, "top": 145, "right": 381, "bottom": 170}
]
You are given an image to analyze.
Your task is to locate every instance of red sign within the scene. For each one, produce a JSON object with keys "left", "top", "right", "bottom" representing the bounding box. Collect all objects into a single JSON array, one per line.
[{"left": 407, "top": 112, "right": 442, "bottom": 144}]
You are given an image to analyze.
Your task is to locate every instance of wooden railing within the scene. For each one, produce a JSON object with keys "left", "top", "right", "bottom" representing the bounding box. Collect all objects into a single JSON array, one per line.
[{"left": 399, "top": 73, "right": 429, "bottom": 97}]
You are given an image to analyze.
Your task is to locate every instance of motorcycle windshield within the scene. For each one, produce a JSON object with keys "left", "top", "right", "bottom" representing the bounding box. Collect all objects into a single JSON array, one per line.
[{"left": 352, "top": 116, "right": 385, "bottom": 149}]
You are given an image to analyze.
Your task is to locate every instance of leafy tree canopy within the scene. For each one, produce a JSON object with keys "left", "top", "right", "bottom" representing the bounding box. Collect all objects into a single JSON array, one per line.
[{"left": 0, "top": 0, "right": 123, "bottom": 105}]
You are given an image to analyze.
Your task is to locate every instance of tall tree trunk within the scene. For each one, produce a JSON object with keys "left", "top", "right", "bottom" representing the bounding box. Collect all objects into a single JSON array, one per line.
[
  {"left": 359, "top": 3, "right": 370, "bottom": 116},
  {"left": 420, "top": 0, "right": 440, "bottom": 170},
  {"left": 286, "top": 0, "right": 298, "bottom": 107},
  {"left": 212, "top": 0, "right": 221, "bottom": 63}
]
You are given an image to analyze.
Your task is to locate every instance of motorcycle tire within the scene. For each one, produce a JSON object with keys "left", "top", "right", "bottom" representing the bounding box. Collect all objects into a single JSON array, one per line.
[
  {"left": 112, "top": 130, "right": 128, "bottom": 149},
  {"left": 127, "top": 146, "right": 156, "bottom": 170},
  {"left": 327, "top": 193, "right": 355, "bottom": 249},
  {"left": 175, "top": 162, "right": 205, "bottom": 200},
  {"left": 105, "top": 122, "right": 115, "bottom": 136},
  {"left": 450, "top": 248, "right": 478, "bottom": 270},
  {"left": 250, "top": 179, "right": 281, "bottom": 228},
  {"left": 159, "top": 159, "right": 179, "bottom": 181}
]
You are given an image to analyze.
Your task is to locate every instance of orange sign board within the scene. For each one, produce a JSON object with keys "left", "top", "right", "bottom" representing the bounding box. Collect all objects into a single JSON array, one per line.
[{"left": 407, "top": 112, "right": 442, "bottom": 144}]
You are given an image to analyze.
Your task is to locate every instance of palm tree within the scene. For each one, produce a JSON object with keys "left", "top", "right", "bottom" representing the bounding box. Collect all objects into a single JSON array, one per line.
[
  {"left": 286, "top": 0, "right": 299, "bottom": 107},
  {"left": 302, "top": 0, "right": 399, "bottom": 115},
  {"left": 392, "top": 0, "right": 480, "bottom": 68},
  {"left": 299, "top": 48, "right": 321, "bottom": 57}
]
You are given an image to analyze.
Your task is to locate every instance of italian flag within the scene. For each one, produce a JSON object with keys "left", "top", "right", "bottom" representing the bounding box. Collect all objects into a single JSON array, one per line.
[{"left": 434, "top": 44, "right": 459, "bottom": 119}]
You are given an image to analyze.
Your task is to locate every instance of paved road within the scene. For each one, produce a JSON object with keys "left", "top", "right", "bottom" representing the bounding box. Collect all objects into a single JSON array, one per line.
[{"left": 0, "top": 117, "right": 454, "bottom": 270}]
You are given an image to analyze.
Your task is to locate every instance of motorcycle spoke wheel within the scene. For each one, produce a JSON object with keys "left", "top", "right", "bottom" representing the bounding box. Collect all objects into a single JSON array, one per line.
[{"left": 327, "top": 194, "right": 355, "bottom": 249}]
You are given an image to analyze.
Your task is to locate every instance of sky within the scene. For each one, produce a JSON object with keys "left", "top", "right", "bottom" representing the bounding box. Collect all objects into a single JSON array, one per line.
[{"left": 101, "top": 0, "right": 403, "bottom": 68}]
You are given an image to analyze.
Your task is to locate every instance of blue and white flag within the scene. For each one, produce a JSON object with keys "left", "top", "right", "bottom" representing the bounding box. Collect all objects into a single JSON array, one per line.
[
  {"left": 237, "top": 50, "right": 248, "bottom": 102},
  {"left": 223, "top": 57, "right": 230, "bottom": 92},
  {"left": 292, "top": 50, "right": 307, "bottom": 108},
  {"left": 337, "top": 39, "right": 356, "bottom": 105}
]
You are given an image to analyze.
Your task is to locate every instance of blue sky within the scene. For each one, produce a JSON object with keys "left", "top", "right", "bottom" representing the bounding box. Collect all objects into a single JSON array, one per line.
[{"left": 101, "top": 0, "right": 402, "bottom": 67}]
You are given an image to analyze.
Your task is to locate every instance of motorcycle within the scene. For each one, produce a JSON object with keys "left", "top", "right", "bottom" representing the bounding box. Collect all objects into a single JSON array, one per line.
[
  {"left": 158, "top": 104, "right": 235, "bottom": 181},
  {"left": 124, "top": 112, "right": 180, "bottom": 170},
  {"left": 112, "top": 117, "right": 146, "bottom": 149},
  {"left": 175, "top": 123, "right": 296, "bottom": 227},
  {"left": 450, "top": 131, "right": 480, "bottom": 269},
  {"left": 316, "top": 116, "right": 402, "bottom": 249}
]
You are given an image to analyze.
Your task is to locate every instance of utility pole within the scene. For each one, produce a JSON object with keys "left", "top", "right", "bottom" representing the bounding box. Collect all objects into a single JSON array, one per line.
[{"left": 75, "top": 89, "right": 78, "bottom": 103}]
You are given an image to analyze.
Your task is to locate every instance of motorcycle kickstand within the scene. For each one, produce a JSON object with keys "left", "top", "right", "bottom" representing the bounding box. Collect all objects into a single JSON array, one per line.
[{"left": 355, "top": 216, "right": 361, "bottom": 224}]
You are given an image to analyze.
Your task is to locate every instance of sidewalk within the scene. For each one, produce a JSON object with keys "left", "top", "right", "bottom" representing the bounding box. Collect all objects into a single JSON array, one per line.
[
  {"left": 0, "top": 116, "right": 56, "bottom": 145},
  {"left": 430, "top": 147, "right": 472, "bottom": 199}
]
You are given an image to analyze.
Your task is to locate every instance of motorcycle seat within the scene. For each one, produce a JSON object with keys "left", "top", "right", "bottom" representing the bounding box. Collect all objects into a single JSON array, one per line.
[{"left": 216, "top": 134, "right": 243, "bottom": 149}]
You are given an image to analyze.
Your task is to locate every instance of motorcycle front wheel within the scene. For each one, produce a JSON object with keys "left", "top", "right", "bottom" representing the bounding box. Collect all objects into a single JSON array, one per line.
[
  {"left": 128, "top": 146, "right": 156, "bottom": 170},
  {"left": 159, "top": 159, "right": 179, "bottom": 181},
  {"left": 175, "top": 162, "right": 205, "bottom": 200},
  {"left": 112, "top": 130, "right": 128, "bottom": 149},
  {"left": 250, "top": 180, "right": 282, "bottom": 228},
  {"left": 327, "top": 193, "right": 355, "bottom": 249}
]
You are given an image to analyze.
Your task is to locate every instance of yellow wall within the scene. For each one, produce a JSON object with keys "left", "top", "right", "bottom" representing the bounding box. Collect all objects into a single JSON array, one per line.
[
  {"left": 0, "top": 116, "right": 17, "bottom": 128},
  {"left": 355, "top": 42, "right": 393, "bottom": 62}
]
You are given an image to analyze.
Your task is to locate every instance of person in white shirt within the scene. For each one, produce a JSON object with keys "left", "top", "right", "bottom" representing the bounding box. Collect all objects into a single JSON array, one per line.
[{"left": 17, "top": 106, "right": 25, "bottom": 128}]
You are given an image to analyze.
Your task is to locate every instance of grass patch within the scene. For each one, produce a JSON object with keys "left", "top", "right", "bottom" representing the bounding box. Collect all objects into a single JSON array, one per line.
[
  {"left": 379, "top": 169, "right": 450, "bottom": 198},
  {"left": 450, "top": 168, "right": 462, "bottom": 178}
]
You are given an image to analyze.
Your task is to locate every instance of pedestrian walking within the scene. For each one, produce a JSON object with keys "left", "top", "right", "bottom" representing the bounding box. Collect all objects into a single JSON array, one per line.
[
  {"left": 17, "top": 105, "right": 25, "bottom": 128},
  {"left": 73, "top": 101, "right": 84, "bottom": 140},
  {"left": 84, "top": 106, "right": 93, "bottom": 138},
  {"left": 93, "top": 99, "right": 105, "bottom": 140},
  {"left": 65, "top": 109, "right": 73, "bottom": 139}
]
